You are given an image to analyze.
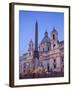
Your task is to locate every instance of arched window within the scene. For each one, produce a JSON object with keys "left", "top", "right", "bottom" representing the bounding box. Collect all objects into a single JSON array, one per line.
[
  {"left": 53, "top": 59, "right": 56, "bottom": 69},
  {"left": 43, "top": 48, "right": 44, "bottom": 52},
  {"left": 54, "top": 64, "right": 56, "bottom": 69},
  {"left": 53, "top": 34, "right": 55, "bottom": 40},
  {"left": 53, "top": 44, "right": 56, "bottom": 48},
  {"left": 54, "top": 59, "right": 56, "bottom": 63}
]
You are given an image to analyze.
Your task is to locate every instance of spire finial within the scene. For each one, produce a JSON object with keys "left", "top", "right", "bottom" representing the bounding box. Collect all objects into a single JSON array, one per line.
[
  {"left": 36, "top": 20, "right": 38, "bottom": 25},
  {"left": 44, "top": 29, "right": 48, "bottom": 37},
  {"left": 51, "top": 26, "right": 57, "bottom": 33},
  {"left": 53, "top": 26, "right": 55, "bottom": 30}
]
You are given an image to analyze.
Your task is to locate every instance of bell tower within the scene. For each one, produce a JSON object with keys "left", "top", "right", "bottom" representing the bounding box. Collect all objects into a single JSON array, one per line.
[
  {"left": 51, "top": 27, "right": 58, "bottom": 49},
  {"left": 28, "top": 39, "right": 34, "bottom": 55}
]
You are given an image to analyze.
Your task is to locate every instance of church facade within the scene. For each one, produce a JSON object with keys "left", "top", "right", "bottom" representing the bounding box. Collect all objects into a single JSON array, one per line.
[{"left": 19, "top": 21, "right": 64, "bottom": 78}]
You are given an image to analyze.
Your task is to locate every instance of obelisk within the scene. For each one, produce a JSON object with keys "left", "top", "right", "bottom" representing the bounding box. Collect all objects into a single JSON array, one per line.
[
  {"left": 33, "top": 21, "right": 39, "bottom": 69},
  {"left": 35, "top": 21, "right": 38, "bottom": 51}
]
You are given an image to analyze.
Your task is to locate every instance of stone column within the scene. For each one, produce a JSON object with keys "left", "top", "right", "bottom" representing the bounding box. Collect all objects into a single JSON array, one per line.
[
  {"left": 49, "top": 58, "right": 54, "bottom": 71},
  {"left": 56, "top": 57, "right": 61, "bottom": 72}
]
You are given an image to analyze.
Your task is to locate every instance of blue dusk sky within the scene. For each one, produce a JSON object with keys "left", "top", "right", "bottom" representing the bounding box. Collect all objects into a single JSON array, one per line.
[{"left": 19, "top": 10, "right": 64, "bottom": 56}]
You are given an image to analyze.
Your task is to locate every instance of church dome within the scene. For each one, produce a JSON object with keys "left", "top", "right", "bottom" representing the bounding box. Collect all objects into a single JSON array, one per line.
[{"left": 41, "top": 30, "right": 50, "bottom": 44}]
